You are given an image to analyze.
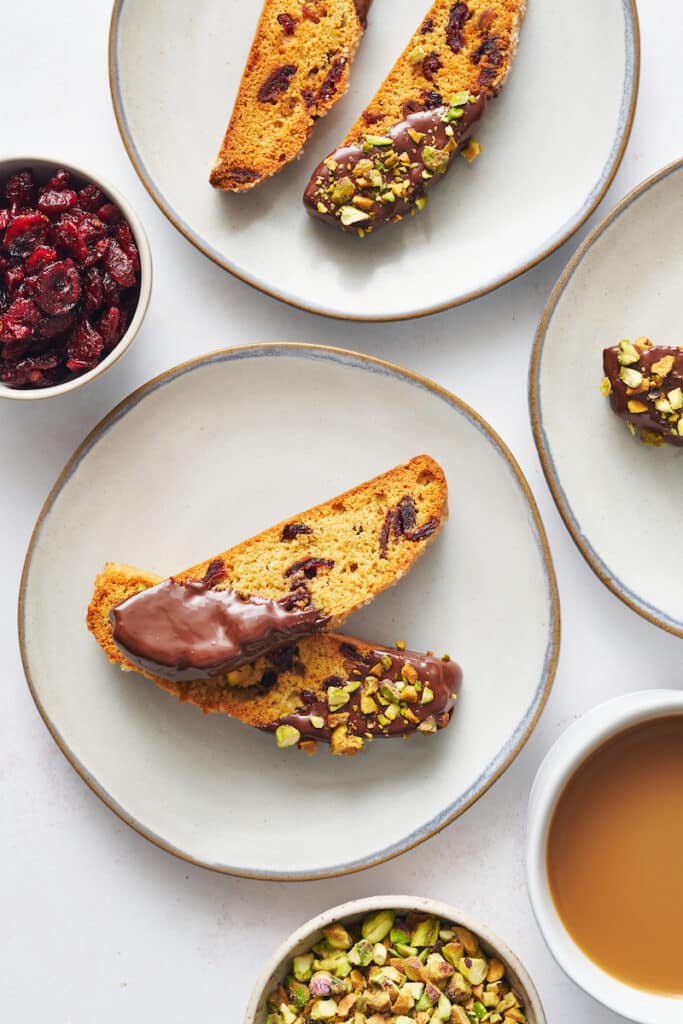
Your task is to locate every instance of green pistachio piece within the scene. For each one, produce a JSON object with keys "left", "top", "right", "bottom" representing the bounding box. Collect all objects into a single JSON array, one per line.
[
  {"left": 458, "top": 957, "right": 489, "bottom": 985},
  {"left": 364, "top": 134, "right": 394, "bottom": 148},
  {"left": 422, "top": 146, "right": 449, "bottom": 174},
  {"left": 619, "top": 366, "right": 643, "bottom": 388},
  {"left": 310, "top": 999, "right": 338, "bottom": 1020},
  {"left": 286, "top": 977, "right": 310, "bottom": 1008},
  {"left": 293, "top": 954, "right": 314, "bottom": 981},
  {"left": 417, "top": 716, "right": 437, "bottom": 735},
  {"left": 339, "top": 206, "right": 370, "bottom": 227},
  {"left": 327, "top": 687, "right": 351, "bottom": 711},
  {"left": 617, "top": 339, "right": 640, "bottom": 366},
  {"left": 411, "top": 918, "right": 440, "bottom": 948},
  {"left": 437, "top": 993, "right": 452, "bottom": 1020},
  {"left": 415, "top": 196, "right": 429, "bottom": 212},
  {"left": 390, "top": 928, "right": 412, "bottom": 945},
  {"left": 310, "top": 716, "right": 325, "bottom": 730},
  {"left": 361, "top": 909, "right": 395, "bottom": 944},
  {"left": 324, "top": 924, "right": 353, "bottom": 950},
  {"left": 473, "top": 1000, "right": 488, "bottom": 1020},
  {"left": 330, "top": 177, "right": 356, "bottom": 205},
  {"left": 275, "top": 725, "right": 300, "bottom": 749},
  {"left": 668, "top": 386, "right": 683, "bottom": 410},
  {"left": 348, "top": 940, "right": 374, "bottom": 967},
  {"left": 372, "top": 943, "right": 387, "bottom": 966}
]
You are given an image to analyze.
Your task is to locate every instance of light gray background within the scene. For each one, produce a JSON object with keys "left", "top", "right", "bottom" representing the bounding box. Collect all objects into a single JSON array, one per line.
[{"left": 1, "top": 3, "right": 678, "bottom": 1022}]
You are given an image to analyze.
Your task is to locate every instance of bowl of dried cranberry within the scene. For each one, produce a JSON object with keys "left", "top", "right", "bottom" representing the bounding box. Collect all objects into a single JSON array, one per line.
[{"left": 0, "top": 157, "right": 151, "bottom": 399}]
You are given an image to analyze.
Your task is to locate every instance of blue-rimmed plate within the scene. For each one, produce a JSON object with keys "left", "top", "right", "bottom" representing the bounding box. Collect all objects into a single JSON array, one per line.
[
  {"left": 20, "top": 344, "right": 559, "bottom": 878},
  {"left": 109, "top": 0, "right": 639, "bottom": 321},
  {"left": 531, "top": 160, "right": 683, "bottom": 638}
]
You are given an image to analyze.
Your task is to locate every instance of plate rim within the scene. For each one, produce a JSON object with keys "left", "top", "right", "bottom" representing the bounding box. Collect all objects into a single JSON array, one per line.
[
  {"left": 19, "top": 342, "right": 560, "bottom": 879},
  {"left": 107, "top": 0, "right": 641, "bottom": 323},
  {"left": 529, "top": 156, "right": 683, "bottom": 639}
]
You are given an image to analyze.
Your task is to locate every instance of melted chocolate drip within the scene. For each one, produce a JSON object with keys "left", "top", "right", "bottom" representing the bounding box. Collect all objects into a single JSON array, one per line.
[
  {"left": 303, "top": 95, "right": 485, "bottom": 233},
  {"left": 603, "top": 344, "right": 683, "bottom": 447},
  {"left": 263, "top": 644, "right": 462, "bottom": 742},
  {"left": 111, "top": 579, "right": 330, "bottom": 682}
]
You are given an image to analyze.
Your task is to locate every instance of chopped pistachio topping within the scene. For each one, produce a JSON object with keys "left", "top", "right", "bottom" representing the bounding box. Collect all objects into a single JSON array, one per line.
[
  {"left": 275, "top": 725, "right": 301, "bottom": 749},
  {"left": 600, "top": 376, "right": 613, "bottom": 397}
]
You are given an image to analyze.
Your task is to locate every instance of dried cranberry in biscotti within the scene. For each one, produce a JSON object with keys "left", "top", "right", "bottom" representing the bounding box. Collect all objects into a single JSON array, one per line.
[
  {"left": 258, "top": 64, "right": 297, "bottom": 103},
  {"left": 446, "top": 2, "right": 470, "bottom": 53}
]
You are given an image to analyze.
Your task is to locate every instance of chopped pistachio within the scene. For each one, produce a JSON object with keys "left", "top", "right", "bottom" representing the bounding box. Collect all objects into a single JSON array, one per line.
[
  {"left": 422, "top": 146, "right": 449, "bottom": 174},
  {"left": 619, "top": 365, "right": 643, "bottom": 388},
  {"left": 364, "top": 134, "right": 394, "bottom": 148},
  {"left": 361, "top": 909, "right": 395, "bottom": 944},
  {"left": 458, "top": 957, "right": 489, "bottom": 985},
  {"left": 324, "top": 924, "right": 353, "bottom": 950},
  {"left": 420, "top": 685, "right": 435, "bottom": 705},
  {"left": 627, "top": 399, "right": 648, "bottom": 414},
  {"left": 309, "top": 999, "right": 338, "bottom": 1020},
  {"left": 668, "top": 386, "right": 683, "bottom": 409},
  {"left": 310, "top": 716, "right": 325, "bottom": 730},
  {"left": 327, "top": 687, "right": 351, "bottom": 711},
  {"left": 461, "top": 139, "right": 482, "bottom": 162},
  {"left": 652, "top": 354, "right": 675, "bottom": 377},
  {"left": 411, "top": 918, "right": 440, "bottom": 948},
  {"left": 407, "top": 127, "right": 425, "bottom": 144},
  {"left": 330, "top": 177, "right": 356, "bottom": 205},
  {"left": 408, "top": 45, "right": 427, "bottom": 64},
  {"left": 348, "top": 939, "right": 374, "bottom": 967},
  {"left": 617, "top": 339, "right": 641, "bottom": 366},
  {"left": 225, "top": 663, "right": 255, "bottom": 686},
  {"left": 600, "top": 376, "right": 613, "bottom": 397},
  {"left": 293, "top": 953, "right": 314, "bottom": 981},
  {"left": 339, "top": 205, "right": 370, "bottom": 227},
  {"left": 417, "top": 716, "right": 437, "bottom": 735},
  {"left": 275, "top": 725, "right": 301, "bottom": 749}
]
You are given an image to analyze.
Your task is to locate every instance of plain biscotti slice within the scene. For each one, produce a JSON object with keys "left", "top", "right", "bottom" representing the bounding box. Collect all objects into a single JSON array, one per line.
[
  {"left": 87, "top": 455, "right": 448, "bottom": 679},
  {"left": 210, "top": 0, "right": 372, "bottom": 191},
  {"left": 87, "top": 561, "right": 462, "bottom": 757},
  {"left": 303, "top": 0, "right": 527, "bottom": 233}
]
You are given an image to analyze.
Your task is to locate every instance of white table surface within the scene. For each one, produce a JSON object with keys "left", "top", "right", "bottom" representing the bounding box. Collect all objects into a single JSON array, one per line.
[{"left": 2, "top": 3, "right": 680, "bottom": 1022}]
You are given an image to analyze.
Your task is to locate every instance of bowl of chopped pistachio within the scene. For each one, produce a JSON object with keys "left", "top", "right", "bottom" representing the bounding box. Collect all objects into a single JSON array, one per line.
[{"left": 244, "top": 895, "right": 546, "bottom": 1024}]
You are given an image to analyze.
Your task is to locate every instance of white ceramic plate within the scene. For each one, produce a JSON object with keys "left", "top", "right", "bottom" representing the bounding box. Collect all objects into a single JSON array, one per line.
[
  {"left": 531, "top": 159, "right": 683, "bottom": 639},
  {"left": 21, "top": 345, "right": 559, "bottom": 878},
  {"left": 109, "top": 0, "right": 639, "bottom": 321}
]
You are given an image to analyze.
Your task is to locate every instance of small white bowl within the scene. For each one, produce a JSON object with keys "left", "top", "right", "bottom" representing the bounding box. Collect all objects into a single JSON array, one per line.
[
  {"left": 244, "top": 895, "right": 546, "bottom": 1024},
  {"left": 0, "top": 155, "right": 152, "bottom": 400},
  {"left": 526, "top": 690, "right": 683, "bottom": 1024}
]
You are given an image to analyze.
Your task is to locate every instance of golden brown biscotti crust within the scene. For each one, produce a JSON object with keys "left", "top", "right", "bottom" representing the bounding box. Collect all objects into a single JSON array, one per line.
[
  {"left": 210, "top": 0, "right": 370, "bottom": 191},
  {"left": 345, "top": 0, "right": 527, "bottom": 145}
]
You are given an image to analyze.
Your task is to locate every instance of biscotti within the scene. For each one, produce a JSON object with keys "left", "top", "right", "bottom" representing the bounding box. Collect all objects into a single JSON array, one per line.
[
  {"left": 602, "top": 338, "right": 683, "bottom": 447},
  {"left": 210, "top": 0, "right": 373, "bottom": 191},
  {"left": 303, "top": 0, "right": 526, "bottom": 233},
  {"left": 87, "top": 561, "right": 462, "bottom": 757},
  {"left": 87, "top": 456, "right": 448, "bottom": 681}
]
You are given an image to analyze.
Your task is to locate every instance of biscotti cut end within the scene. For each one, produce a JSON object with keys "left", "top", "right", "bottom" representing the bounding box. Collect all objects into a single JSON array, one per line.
[
  {"left": 210, "top": 0, "right": 371, "bottom": 192},
  {"left": 87, "top": 560, "right": 462, "bottom": 756},
  {"left": 303, "top": 0, "right": 526, "bottom": 233}
]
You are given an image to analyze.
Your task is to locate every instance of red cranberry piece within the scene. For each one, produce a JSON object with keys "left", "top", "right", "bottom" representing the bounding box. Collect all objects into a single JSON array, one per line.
[
  {"left": 98, "top": 306, "right": 122, "bottom": 349},
  {"left": 101, "top": 272, "right": 121, "bottom": 306},
  {"left": 258, "top": 64, "right": 297, "bottom": 103},
  {"left": 104, "top": 238, "right": 135, "bottom": 288},
  {"left": 25, "top": 245, "right": 58, "bottom": 274},
  {"left": 45, "top": 169, "right": 72, "bottom": 192},
  {"left": 78, "top": 184, "right": 105, "bottom": 212},
  {"left": 114, "top": 222, "right": 140, "bottom": 271},
  {"left": 1, "top": 352, "right": 61, "bottom": 388},
  {"left": 36, "top": 309, "right": 76, "bottom": 340},
  {"left": 4, "top": 212, "right": 50, "bottom": 257},
  {"left": 65, "top": 319, "right": 104, "bottom": 372},
  {"left": 97, "top": 203, "right": 122, "bottom": 225},
  {"left": 0, "top": 210, "right": 9, "bottom": 232},
  {"left": 0, "top": 297, "right": 40, "bottom": 341},
  {"left": 37, "top": 189, "right": 78, "bottom": 216},
  {"left": 5, "top": 264, "right": 25, "bottom": 296},
  {"left": 4, "top": 169, "right": 36, "bottom": 210},
  {"left": 34, "top": 260, "right": 82, "bottom": 315},
  {"left": 277, "top": 12, "right": 297, "bottom": 33},
  {"left": 51, "top": 215, "right": 88, "bottom": 264},
  {"left": 2, "top": 338, "right": 31, "bottom": 361},
  {"left": 83, "top": 267, "right": 104, "bottom": 313}
]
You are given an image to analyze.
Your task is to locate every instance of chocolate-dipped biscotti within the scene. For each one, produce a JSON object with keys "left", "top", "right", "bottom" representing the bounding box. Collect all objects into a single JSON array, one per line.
[
  {"left": 87, "top": 456, "right": 447, "bottom": 682},
  {"left": 303, "top": 0, "right": 527, "bottom": 234},
  {"left": 602, "top": 338, "right": 683, "bottom": 447},
  {"left": 88, "top": 562, "right": 461, "bottom": 758},
  {"left": 210, "top": 0, "right": 372, "bottom": 191}
]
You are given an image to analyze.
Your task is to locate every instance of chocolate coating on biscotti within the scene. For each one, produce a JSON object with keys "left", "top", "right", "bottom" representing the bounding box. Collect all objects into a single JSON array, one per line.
[
  {"left": 603, "top": 340, "right": 683, "bottom": 447},
  {"left": 264, "top": 641, "right": 462, "bottom": 742},
  {"left": 111, "top": 579, "right": 329, "bottom": 682},
  {"left": 303, "top": 92, "right": 485, "bottom": 233}
]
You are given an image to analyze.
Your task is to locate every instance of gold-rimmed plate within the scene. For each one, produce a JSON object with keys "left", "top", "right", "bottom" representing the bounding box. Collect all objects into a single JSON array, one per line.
[
  {"left": 20, "top": 344, "right": 559, "bottom": 878},
  {"left": 109, "top": 0, "right": 639, "bottom": 321}
]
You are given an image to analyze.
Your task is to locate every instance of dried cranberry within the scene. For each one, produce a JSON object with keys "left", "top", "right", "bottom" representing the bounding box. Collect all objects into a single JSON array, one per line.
[
  {"left": 2, "top": 338, "right": 31, "bottom": 361},
  {"left": 104, "top": 238, "right": 135, "bottom": 288},
  {"left": 258, "top": 64, "right": 297, "bottom": 103},
  {"left": 101, "top": 272, "right": 121, "bottom": 306},
  {"left": 45, "top": 169, "right": 72, "bottom": 192},
  {"left": 284, "top": 557, "right": 335, "bottom": 580},
  {"left": 4, "top": 213, "right": 50, "bottom": 257},
  {"left": 65, "top": 319, "right": 103, "bottom": 372},
  {"left": 301, "top": 4, "right": 320, "bottom": 20},
  {"left": 0, "top": 297, "right": 40, "bottom": 341},
  {"left": 471, "top": 33, "right": 503, "bottom": 67},
  {"left": 281, "top": 522, "right": 313, "bottom": 542},
  {"left": 316, "top": 57, "right": 347, "bottom": 103},
  {"left": 422, "top": 52, "right": 442, "bottom": 81},
  {"left": 421, "top": 17, "right": 434, "bottom": 33},
  {"left": 114, "top": 222, "right": 139, "bottom": 271},
  {"left": 34, "top": 260, "right": 82, "bottom": 315},
  {"left": 97, "top": 203, "right": 122, "bottom": 225},
  {"left": 0, "top": 210, "right": 9, "bottom": 232},
  {"left": 420, "top": 89, "right": 443, "bottom": 109},
  {"left": 277, "top": 12, "right": 297, "bottom": 33},
  {"left": 200, "top": 558, "right": 228, "bottom": 588},
  {"left": 403, "top": 517, "right": 441, "bottom": 542},
  {"left": 5, "top": 264, "right": 25, "bottom": 296},
  {"left": 267, "top": 645, "right": 297, "bottom": 672},
  {"left": 37, "top": 189, "right": 78, "bottom": 216},
  {"left": 446, "top": 2, "right": 470, "bottom": 53},
  {"left": 51, "top": 214, "right": 89, "bottom": 265},
  {"left": 1, "top": 352, "right": 60, "bottom": 388},
  {"left": 36, "top": 310, "right": 76, "bottom": 340},
  {"left": 25, "top": 245, "right": 58, "bottom": 274},
  {"left": 78, "top": 184, "right": 105, "bottom": 212},
  {"left": 398, "top": 495, "right": 417, "bottom": 533},
  {"left": 83, "top": 266, "right": 104, "bottom": 313},
  {"left": 5, "top": 169, "right": 36, "bottom": 210}
]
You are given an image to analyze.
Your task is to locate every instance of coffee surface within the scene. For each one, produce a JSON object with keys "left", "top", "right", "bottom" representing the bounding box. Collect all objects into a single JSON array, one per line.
[{"left": 547, "top": 715, "right": 683, "bottom": 995}]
